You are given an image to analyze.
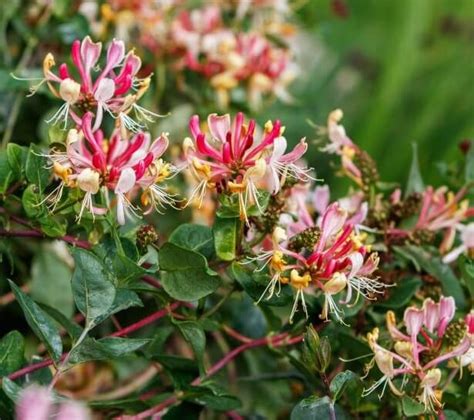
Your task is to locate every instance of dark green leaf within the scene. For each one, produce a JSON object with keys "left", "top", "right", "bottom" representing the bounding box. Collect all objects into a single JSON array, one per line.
[
  {"left": 330, "top": 370, "right": 359, "bottom": 401},
  {"left": 39, "top": 304, "right": 83, "bottom": 340},
  {"left": 291, "top": 395, "right": 334, "bottom": 420},
  {"left": 0, "top": 151, "right": 14, "bottom": 194},
  {"left": 1, "top": 379, "right": 22, "bottom": 403},
  {"left": 0, "top": 331, "right": 24, "bottom": 376},
  {"left": 92, "top": 289, "right": 143, "bottom": 326},
  {"left": 8, "top": 280, "right": 62, "bottom": 362},
  {"left": 144, "top": 326, "right": 174, "bottom": 357},
  {"left": 159, "top": 243, "right": 220, "bottom": 301},
  {"left": 6, "top": 143, "right": 26, "bottom": 179},
  {"left": 169, "top": 223, "right": 214, "bottom": 259},
  {"left": 394, "top": 245, "right": 467, "bottom": 310},
  {"left": 25, "top": 145, "right": 50, "bottom": 191},
  {"left": 213, "top": 217, "right": 238, "bottom": 261},
  {"left": 174, "top": 320, "right": 206, "bottom": 374},
  {"left": 21, "top": 184, "right": 45, "bottom": 219},
  {"left": 69, "top": 337, "right": 149, "bottom": 364},
  {"left": 39, "top": 216, "right": 67, "bottom": 238},
  {"left": 186, "top": 385, "right": 242, "bottom": 411},
  {"left": 375, "top": 277, "right": 421, "bottom": 309},
  {"left": 70, "top": 248, "right": 116, "bottom": 328}
]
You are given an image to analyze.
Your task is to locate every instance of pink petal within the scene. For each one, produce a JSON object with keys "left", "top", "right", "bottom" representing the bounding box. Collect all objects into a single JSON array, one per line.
[
  {"left": 16, "top": 386, "right": 51, "bottom": 420},
  {"left": 94, "top": 78, "right": 115, "bottom": 102},
  {"left": 80, "top": 36, "right": 102, "bottom": 76},
  {"left": 403, "top": 307, "right": 424, "bottom": 336},
  {"left": 313, "top": 185, "right": 330, "bottom": 215},
  {"left": 106, "top": 39, "right": 125, "bottom": 69},
  {"left": 150, "top": 134, "right": 169, "bottom": 159},
  {"left": 208, "top": 113, "right": 230, "bottom": 143},
  {"left": 279, "top": 138, "right": 307, "bottom": 164},
  {"left": 423, "top": 298, "right": 440, "bottom": 333}
]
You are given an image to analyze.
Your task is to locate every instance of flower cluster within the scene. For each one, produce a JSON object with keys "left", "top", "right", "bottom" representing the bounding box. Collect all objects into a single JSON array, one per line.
[
  {"left": 249, "top": 200, "right": 383, "bottom": 324},
  {"left": 183, "top": 112, "right": 310, "bottom": 222},
  {"left": 81, "top": 1, "right": 298, "bottom": 110},
  {"left": 363, "top": 297, "right": 470, "bottom": 412},
  {"left": 23, "top": 36, "right": 157, "bottom": 132},
  {"left": 46, "top": 113, "right": 174, "bottom": 224}
]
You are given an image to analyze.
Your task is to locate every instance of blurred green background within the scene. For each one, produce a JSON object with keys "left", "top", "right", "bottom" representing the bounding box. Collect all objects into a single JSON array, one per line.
[
  {"left": 269, "top": 0, "right": 474, "bottom": 193},
  {"left": 0, "top": 0, "right": 473, "bottom": 195}
]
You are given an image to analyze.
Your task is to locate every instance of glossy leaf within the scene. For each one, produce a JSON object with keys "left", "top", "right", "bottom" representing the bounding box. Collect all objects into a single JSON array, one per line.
[
  {"left": 159, "top": 243, "right": 220, "bottom": 301},
  {"left": 213, "top": 217, "right": 238, "bottom": 261},
  {"left": 330, "top": 370, "right": 359, "bottom": 401},
  {"left": 0, "top": 331, "right": 24, "bottom": 376},
  {"left": 8, "top": 280, "right": 62, "bottom": 362},
  {"left": 174, "top": 320, "right": 206, "bottom": 373},
  {"left": 70, "top": 248, "right": 116, "bottom": 328},
  {"left": 169, "top": 223, "right": 215, "bottom": 259}
]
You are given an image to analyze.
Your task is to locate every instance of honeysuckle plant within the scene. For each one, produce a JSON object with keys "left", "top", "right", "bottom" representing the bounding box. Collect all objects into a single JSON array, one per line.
[{"left": 0, "top": 9, "right": 473, "bottom": 420}]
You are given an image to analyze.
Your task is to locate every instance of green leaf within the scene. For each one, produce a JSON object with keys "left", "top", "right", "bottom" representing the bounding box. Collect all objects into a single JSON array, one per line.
[
  {"left": 144, "top": 326, "right": 174, "bottom": 357},
  {"left": 31, "top": 244, "right": 74, "bottom": 317},
  {"left": 375, "top": 277, "right": 421, "bottom": 309},
  {"left": 459, "top": 256, "right": 474, "bottom": 300},
  {"left": 92, "top": 288, "right": 143, "bottom": 326},
  {"left": 186, "top": 384, "right": 242, "bottom": 411},
  {"left": 39, "top": 304, "right": 83, "bottom": 340},
  {"left": 0, "top": 151, "right": 14, "bottom": 194},
  {"left": 401, "top": 396, "right": 425, "bottom": 417},
  {"left": 174, "top": 320, "right": 206, "bottom": 374},
  {"left": 21, "top": 184, "right": 45, "bottom": 219},
  {"left": 6, "top": 143, "right": 26, "bottom": 179},
  {"left": 39, "top": 216, "right": 67, "bottom": 238},
  {"left": 8, "top": 280, "right": 62, "bottom": 362},
  {"left": 330, "top": 370, "right": 359, "bottom": 401},
  {"left": 169, "top": 223, "right": 214, "bottom": 259},
  {"left": 291, "top": 396, "right": 334, "bottom": 420},
  {"left": 25, "top": 145, "right": 50, "bottom": 192},
  {"left": 70, "top": 248, "right": 116, "bottom": 328},
  {"left": 69, "top": 337, "right": 149, "bottom": 364},
  {"left": 229, "top": 262, "right": 292, "bottom": 306},
  {"left": 405, "top": 143, "right": 424, "bottom": 197},
  {"left": 217, "top": 192, "right": 270, "bottom": 218},
  {"left": 1, "top": 378, "right": 22, "bottom": 403},
  {"left": 0, "top": 331, "right": 25, "bottom": 376},
  {"left": 465, "top": 140, "right": 474, "bottom": 182},
  {"left": 159, "top": 243, "right": 221, "bottom": 301},
  {"left": 394, "top": 245, "right": 467, "bottom": 310},
  {"left": 213, "top": 217, "right": 238, "bottom": 261}
]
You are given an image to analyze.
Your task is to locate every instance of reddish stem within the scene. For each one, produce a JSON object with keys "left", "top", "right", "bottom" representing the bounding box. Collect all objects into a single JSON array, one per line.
[
  {"left": 0, "top": 228, "right": 91, "bottom": 249},
  {"left": 8, "top": 303, "right": 181, "bottom": 381},
  {"left": 123, "top": 333, "right": 303, "bottom": 419}
]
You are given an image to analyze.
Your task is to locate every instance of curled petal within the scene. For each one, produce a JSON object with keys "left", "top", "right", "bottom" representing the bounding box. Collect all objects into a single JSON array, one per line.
[{"left": 208, "top": 113, "right": 231, "bottom": 143}]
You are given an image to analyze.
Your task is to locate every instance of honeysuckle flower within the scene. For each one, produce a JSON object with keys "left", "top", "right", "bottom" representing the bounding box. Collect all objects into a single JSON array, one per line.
[
  {"left": 251, "top": 201, "right": 383, "bottom": 323},
  {"left": 363, "top": 298, "right": 471, "bottom": 412},
  {"left": 19, "top": 36, "right": 156, "bottom": 132},
  {"left": 44, "top": 113, "right": 174, "bottom": 224},
  {"left": 184, "top": 112, "right": 310, "bottom": 222},
  {"left": 442, "top": 222, "right": 474, "bottom": 263},
  {"left": 16, "top": 385, "right": 90, "bottom": 420}
]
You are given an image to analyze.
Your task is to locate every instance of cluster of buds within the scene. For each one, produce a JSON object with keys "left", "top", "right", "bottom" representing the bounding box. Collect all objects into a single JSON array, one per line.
[
  {"left": 21, "top": 36, "right": 158, "bottom": 132},
  {"left": 363, "top": 297, "right": 470, "bottom": 413},
  {"left": 248, "top": 201, "right": 383, "bottom": 324},
  {"left": 16, "top": 385, "right": 89, "bottom": 420},
  {"left": 321, "top": 109, "right": 379, "bottom": 189},
  {"left": 183, "top": 112, "right": 311, "bottom": 222}
]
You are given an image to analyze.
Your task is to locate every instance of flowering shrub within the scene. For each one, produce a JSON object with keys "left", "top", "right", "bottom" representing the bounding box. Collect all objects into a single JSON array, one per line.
[{"left": 0, "top": 3, "right": 473, "bottom": 420}]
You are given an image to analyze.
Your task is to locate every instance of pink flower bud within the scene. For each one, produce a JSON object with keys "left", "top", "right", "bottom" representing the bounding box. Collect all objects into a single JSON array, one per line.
[
  {"left": 466, "top": 311, "right": 474, "bottom": 334},
  {"left": 422, "top": 298, "right": 440, "bottom": 333},
  {"left": 438, "top": 296, "right": 455, "bottom": 337},
  {"left": 403, "top": 307, "right": 424, "bottom": 337}
]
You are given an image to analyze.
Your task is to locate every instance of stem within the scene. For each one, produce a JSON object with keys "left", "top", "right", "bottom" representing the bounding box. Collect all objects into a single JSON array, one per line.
[
  {"left": 124, "top": 333, "right": 303, "bottom": 419},
  {"left": 48, "top": 326, "right": 90, "bottom": 391},
  {"left": 8, "top": 303, "right": 181, "bottom": 381},
  {"left": 0, "top": 228, "right": 91, "bottom": 249}
]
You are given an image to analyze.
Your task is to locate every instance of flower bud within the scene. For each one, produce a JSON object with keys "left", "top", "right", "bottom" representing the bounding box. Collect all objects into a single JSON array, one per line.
[
  {"left": 323, "top": 272, "right": 347, "bottom": 295},
  {"left": 136, "top": 224, "right": 159, "bottom": 251},
  {"left": 59, "top": 78, "right": 81, "bottom": 104},
  {"left": 77, "top": 168, "right": 100, "bottom": 194},
  {"left": 420, "top": 368, "right": 441, "bottom": 388},
  {"left": 301, "top": 325, "right": 332, "bottom": 374}
]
